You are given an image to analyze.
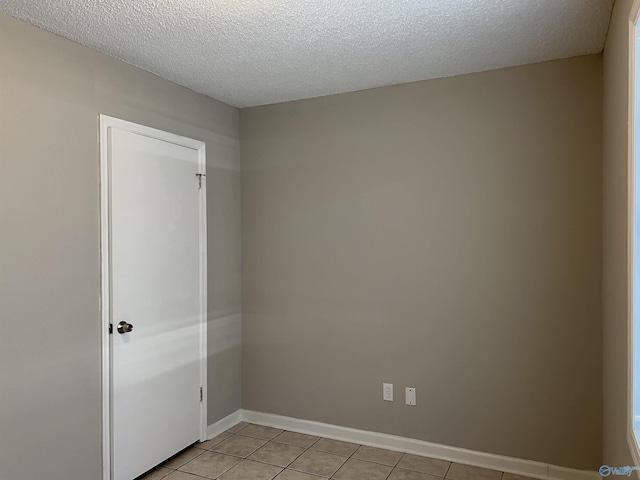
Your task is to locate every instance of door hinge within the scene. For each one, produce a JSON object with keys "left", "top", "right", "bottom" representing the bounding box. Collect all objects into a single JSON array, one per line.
[
  {"left": 200, "top": 387, "right": 203, "bottom": 402},
  {"left": 196, "top": 173, "right": 206, "bottom": 189},
  {"left": 109, "top": 323, "right": 113, "bottom": 334}
]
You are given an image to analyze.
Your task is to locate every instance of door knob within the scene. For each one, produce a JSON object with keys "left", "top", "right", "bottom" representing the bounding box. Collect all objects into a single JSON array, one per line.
[{"left": 117, "top": 321, "right": 134, "bottom": 334}]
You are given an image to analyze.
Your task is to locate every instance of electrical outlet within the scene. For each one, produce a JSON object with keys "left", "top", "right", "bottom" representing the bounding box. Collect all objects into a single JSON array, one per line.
[
  {"left": 383, "top": 383, "right": 393, "bottom": 401},
  {"left": 405, "top": 387, "right": 416, "bottom": 406}
]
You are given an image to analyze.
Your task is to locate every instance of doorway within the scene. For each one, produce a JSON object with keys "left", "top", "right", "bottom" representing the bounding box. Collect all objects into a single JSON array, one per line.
[{"left": 99, "top": 116, "right": 208, "bottom": 480}]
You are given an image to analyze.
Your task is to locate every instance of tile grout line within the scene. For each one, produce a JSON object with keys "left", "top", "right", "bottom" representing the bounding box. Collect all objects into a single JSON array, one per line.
[
  {"left": 176, "top": 430, "right": 258, "bottom": 479},
  {"left": 379, "top": 452, "right": 401, "bottom": 480},
  {"left": 443, "top": 459, "right": 454, "bottom": 479},
  {"left": 252, "top": 428, "right": 323, "bottom": 480},
  {"left": 153, "top": 421, "right": 510, "bottom": 480},
  {"left": 284, "top": 436, "right": 360, "bottom": 478},
  {"left": 221, "top": 425, "right": 308, "bottom": 479},
  {"left": 269, "top": 427, "right": 453, "bottom": 480},
  {"left": 280, "top": 431, "right": 335, "bottom": 479},
  {"left": 237, "top": 424, "right": 447, "bottom": 480},
  {"left": 244, "top": 443, "right": 304, "bottom": 471},
  {"left": 168, "top": 446, "right": 208, "bottom": 471},
  {"left": 328, "top": 442, "right": 373, "bottom": 479}
]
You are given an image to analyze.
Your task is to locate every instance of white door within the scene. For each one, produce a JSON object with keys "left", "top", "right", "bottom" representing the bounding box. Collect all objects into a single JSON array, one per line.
[{"left": 101, "top": 117, "right": 207, "bottom": 480}]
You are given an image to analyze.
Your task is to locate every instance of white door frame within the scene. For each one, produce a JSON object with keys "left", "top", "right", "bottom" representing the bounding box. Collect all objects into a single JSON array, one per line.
[
  {"left": 631, "top": 0, "right": 640, "bottom": 467},
  {"left": 99, "top": 115, "right": 208, "bottom": 480}
]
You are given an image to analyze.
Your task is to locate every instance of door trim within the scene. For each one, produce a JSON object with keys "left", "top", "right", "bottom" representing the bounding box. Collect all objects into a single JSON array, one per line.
[
  {"left": 629, "top": 0, "right": 640, "bottom": 467},
  {"left": 99, "top": 115, "right": 208, "bottom": 480}
]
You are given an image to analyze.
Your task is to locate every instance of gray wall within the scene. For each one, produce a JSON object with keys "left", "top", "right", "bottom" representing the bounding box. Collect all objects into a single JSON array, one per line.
[
  {"left": 602, "top": 0, "right": 636, "bottom": 467},
  {"left": 241, "top": 56, "right": 603, "bottom": 470},
  {"left": 0, "top": 13, "right": 241, "bottom": 480}
]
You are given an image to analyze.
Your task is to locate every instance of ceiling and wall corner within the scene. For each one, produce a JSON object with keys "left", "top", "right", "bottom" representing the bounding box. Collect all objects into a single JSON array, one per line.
[{"left": 0, "top": 0, "right": 614, "bottom": 108}]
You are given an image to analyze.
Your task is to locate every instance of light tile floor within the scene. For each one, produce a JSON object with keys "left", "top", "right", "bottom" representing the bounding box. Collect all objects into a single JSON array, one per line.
[{"left": 137, "top": 422, "right": 536, "bottom": 480}]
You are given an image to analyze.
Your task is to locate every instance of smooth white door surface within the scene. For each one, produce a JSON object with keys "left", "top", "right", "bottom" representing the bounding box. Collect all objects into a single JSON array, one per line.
[{"left": 109, "top": 127, "right": 203, "bottom": 480}]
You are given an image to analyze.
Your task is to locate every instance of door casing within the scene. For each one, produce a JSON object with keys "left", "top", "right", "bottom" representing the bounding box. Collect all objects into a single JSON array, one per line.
[{"left": 99, "top": 115, "right": 208, "bottom": 480}]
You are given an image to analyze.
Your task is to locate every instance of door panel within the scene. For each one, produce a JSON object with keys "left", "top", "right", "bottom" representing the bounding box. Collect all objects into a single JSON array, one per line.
[{"left": 109, "top": 128, "right": 202, "bottom": 480}]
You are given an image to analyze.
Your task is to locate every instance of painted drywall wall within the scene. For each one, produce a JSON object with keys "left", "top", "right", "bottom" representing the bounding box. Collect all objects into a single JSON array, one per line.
[
  {"left": 602, "top": 0, "right": 637, "bottom": 467},
  {"left": 0, "top": 13, "right": 241, "bottom": 480},
  {"left": 241, "top": 55, "right": 603, "bottom": 470}
]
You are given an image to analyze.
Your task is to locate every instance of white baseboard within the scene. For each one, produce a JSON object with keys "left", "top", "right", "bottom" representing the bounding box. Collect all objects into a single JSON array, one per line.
[
  {"left": 207, "top": 409, "right": 600, "bottom": 480},
  {"left": 206, "top": 409, "right": 243, "bottom": 439},
  {"left": 547, "top": 465, "right": 602, "bottom": 480}
]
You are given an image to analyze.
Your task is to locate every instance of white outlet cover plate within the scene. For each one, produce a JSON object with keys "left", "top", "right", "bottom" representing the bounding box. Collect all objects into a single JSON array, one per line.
[
  {"left": 383, "top": 383, "right": 393, "bottom": 402},
  {"left": 405, "top": 387, "right": 416, "bottom": 406}
]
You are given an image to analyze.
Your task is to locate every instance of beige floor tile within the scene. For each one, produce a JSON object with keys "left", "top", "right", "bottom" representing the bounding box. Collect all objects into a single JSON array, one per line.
[
  {"left": 163, "top": 446, "right": 206, "bottom": 469},
  {"left": 397, "top": 454, "right": 450, "bottom": 476},
  {"left": 289, "top": 449, "right": 348, "bottom": 477},
  {"left": 389, "top": 467, "right": 445, "bottom": 480},
  {"left": 310, "top": 438, "right": 360, "bottom": 456},
  {"left": 240, "top": 424, "right": 285, "bottom": 440},
  {"left": 352, "top": 445, "right": 403, "bottom": 466},
  {"left": 219, "top": 459, "right": 283, "bottom": 480},
  {"left": 178, "top": 451, "right": 240, "bottom": 478},
  {"left": 227, "top": 421, "right": 250, "bottom": 433},
  {"left": 138, "top": 466, "right": 173, "bottom": 480},
  {"left": 273, "top": 431, "right": 321, "bottom": 448},
  {"left": 213, "top": 434, "right": 267, "bottom": 457},
  {"left": 333, "top": 458, "right": 393, "bottom": 480},
  {"left": 197, "top": 432, "right": 232, "bottom": 450},
  {"left": 503, "top": 474, "right": 536, "bottom": 480},
  {"left": 248, "top": 441, "right": 305, "bottom": 467},
  {"left": 446, "top": 464, "right": 502, "bottom": 480},
  {"left": 275, "top": 469, "right": 328, "bottom": 480},
  {"left": 164, "top": 471, "right": 209, "bottom": 480}
]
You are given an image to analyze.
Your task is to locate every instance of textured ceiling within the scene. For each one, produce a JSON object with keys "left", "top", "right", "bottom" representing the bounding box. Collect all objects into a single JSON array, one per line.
[{"left": 0, "top": 0, "right": 613, "bottom": 108}]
